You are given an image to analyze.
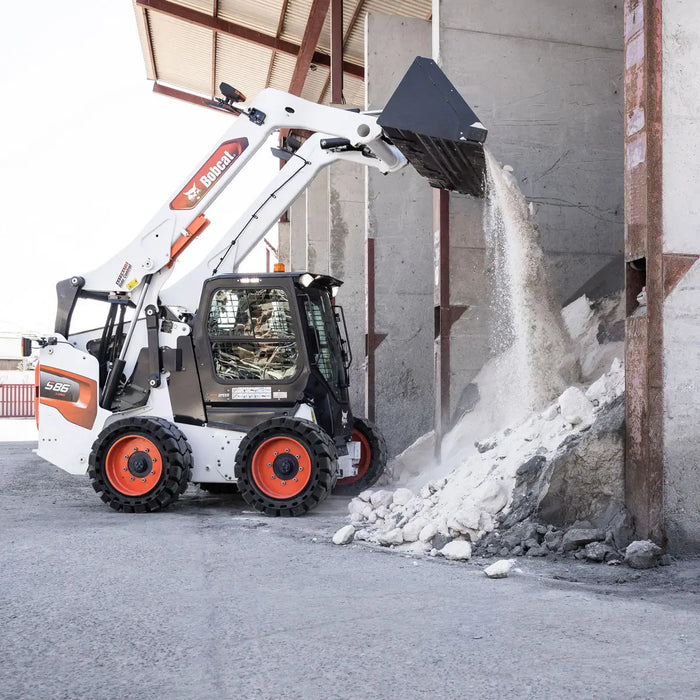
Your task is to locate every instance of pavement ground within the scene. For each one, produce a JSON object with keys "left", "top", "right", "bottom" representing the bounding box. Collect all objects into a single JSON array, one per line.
[{"left": 1, "top": 437, "right": 699, "bottom": 700}]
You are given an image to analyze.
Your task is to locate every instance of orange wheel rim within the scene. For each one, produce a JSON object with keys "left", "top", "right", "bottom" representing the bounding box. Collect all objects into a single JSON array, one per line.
[
  {"left": 251, "top": 436, "right": 311, "bottom": 499},
  {"left": 105, "top": 435, "right": 163, "bottom": 497},
  {"left": 339, "top": 429, "right": 371, "bottom": 485}
]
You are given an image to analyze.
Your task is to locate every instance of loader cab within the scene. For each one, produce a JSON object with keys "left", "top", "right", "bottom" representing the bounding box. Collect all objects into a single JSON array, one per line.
[{"left": 190, "top": 272, "right": 353, "bottom": 446}]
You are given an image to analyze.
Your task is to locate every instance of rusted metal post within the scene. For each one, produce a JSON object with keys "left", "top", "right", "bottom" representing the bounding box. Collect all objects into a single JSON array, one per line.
[
  {"left": 330, "top": 0, "right": 344, "bottom": 103},
  {"left": 623, "top": 0, "right": 664, "bottom": 543},
  {"left": 434, "top": 189, "right": 450, "bottom": 457}
]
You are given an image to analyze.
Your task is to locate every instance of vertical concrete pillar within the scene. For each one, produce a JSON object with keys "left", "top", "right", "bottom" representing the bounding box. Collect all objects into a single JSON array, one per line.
[
  {"left": 367, "top": 13, "right": 433, "bottom": 456},
  {"left": 329, "top": 161, "right": 366, "bottom": 414},
  {"left": 277, "top": 219, "right": 291, "bottom": 268},
  {"left": 659, "top": 0, "right": 700, "bottom": 551},
  {"left": 288, "top": 191, "right": 307, "bottom": 272},
  {"left": 306, "top": 169, "right": 330, "bottom": 274}
]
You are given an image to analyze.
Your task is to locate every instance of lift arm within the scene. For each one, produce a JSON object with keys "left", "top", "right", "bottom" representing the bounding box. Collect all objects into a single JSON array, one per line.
[
  {"left": 78, "top": 89, "right": 405, "bottom": 300},
  {"left": 56, "top": 57, "right": 487, "bottom": 335}
]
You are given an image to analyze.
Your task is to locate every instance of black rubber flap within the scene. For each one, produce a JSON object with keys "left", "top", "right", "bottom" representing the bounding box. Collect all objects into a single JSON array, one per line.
[{"left": 377, "top": 57, "right": 487, "bottom": 197}]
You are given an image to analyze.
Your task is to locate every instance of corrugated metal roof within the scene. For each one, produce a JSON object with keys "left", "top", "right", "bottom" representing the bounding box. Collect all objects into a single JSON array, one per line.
[
  {"left": 219, "top": 0, "right": 286, "bottom": 35},
  {"left": 149, "top": 11, "right": 212, "bottom": 95},
  {"left": 215, "top": 34, "right": 274, "bottom": 101},
  {"left": 132, "top": 0, "right": 431, "bottom": 105}
]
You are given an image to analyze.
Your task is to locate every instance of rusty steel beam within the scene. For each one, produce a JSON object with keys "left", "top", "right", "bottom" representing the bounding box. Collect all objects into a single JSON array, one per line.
[
  {"left": 623, "top": 0, "right": 664, "bottom": 544},
  {"left": 136, "top": 0, "right": 363, "bottom": 80},
  {"left": 330, "top": 0, "right": 344, "bottom": 103},
  {"left": 433, "top": 189, "right": 466, "bottom": 457},
  {"left": 152, "top": 82, "right": 223, "bottom": 112},
  {"left": 210, "top": 0, "right": 218, "bottom": 98},
  {"left": 289, "top": 0, "right": 331, "bottom": 96},
  {"left": 320, "top": 0, "right": 364, "bottom": 103}
]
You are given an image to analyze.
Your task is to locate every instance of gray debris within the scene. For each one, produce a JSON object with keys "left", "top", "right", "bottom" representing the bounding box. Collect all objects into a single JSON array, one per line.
[
  {"left": 475, "top": 437, "right": 497, "bottom": 454},
  {"left": 558, "top": 386, "right": 595, "bottom": 425},
  {"left": 483, "top": 559, "right": 517, "bottom": 578},
  {"left": 583, "top": 541, "right": 614, "bottom": 562},
  {"left": 561, "top": 528, "right": 605, "bottom": 552},
  {"left": 501, "top": 521, "right": 540, "bottom": 550},
  {"left": 377, "top": 528, "right": 404, "bottom": 547},
  {"left": 625, "top": 540, "right": 663, "bottom": 569},
  {"left": 370, "top": 490, "right": 394, "bottom": 509},
  {"left": 431, "top": 533, "right": 453, "bottom": 551},
  {"left": 440, "top": 539, "right": 472, "bottom": 561},
  {"left": 332, "top": 525, "right": 356, "bottom": 545},
  {"left": 544, "top": 530, "right": 563, "bottom": 551}
]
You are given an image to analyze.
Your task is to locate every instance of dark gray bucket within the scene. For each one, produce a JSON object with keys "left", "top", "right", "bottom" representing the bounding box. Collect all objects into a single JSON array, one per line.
[{"left": 378, "top": 57, "right": 487, "bottom": 197}]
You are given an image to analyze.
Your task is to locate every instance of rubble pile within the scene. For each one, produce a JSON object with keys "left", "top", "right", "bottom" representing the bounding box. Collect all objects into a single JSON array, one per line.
[
  {"left": 333, "top": 155, "right": 652, "bottom": 568},
  {"left": 336, "top": 357, "right": 638, "bottom": 565}
]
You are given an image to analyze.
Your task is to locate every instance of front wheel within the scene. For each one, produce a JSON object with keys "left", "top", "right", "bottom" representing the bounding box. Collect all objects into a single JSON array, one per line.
[
  {"left": 235, "top": 418, "right": 337, "bottom": 517},
  {"left": 88, "top": 417, "right": 192, "bottom": 513},
  {"left": 333, "top": 417, "right": 387, "bottom": 497}
]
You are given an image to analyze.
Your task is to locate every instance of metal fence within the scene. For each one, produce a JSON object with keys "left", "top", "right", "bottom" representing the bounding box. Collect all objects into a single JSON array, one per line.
[{"left": 0, "top": 384, "right": 35, "bottom": 418}]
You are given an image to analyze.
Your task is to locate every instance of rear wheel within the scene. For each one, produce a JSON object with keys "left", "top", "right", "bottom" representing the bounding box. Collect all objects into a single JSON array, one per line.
[
  {"left": 235, "top": 418, "right": 336, "bottom": 517},
  {"left": 333, "top": 417, "right": 387, "bottom": 497},
  {"left": 88, "top": 417, "right": 192, "bottom": 512}
]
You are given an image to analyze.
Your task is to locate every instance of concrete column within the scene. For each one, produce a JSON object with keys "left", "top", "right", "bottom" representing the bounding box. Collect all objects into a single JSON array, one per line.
[
  {"left": 306, "top": 169, "right": 330, "bottom": 275},
  {"left": 288, "top": 191, "right": 307, "bottom": 272},
  {"left": 660, "top": 0, "right": 700, "bottom": 552},
  {"left": 329, "top": 161, "right": 366, "bottom": 415},
  {"left": 367, "top": 13, "right": 434, "bottom": 457},
  {"left": 277, "top": 220, "right": 291, "bottom": 268}
]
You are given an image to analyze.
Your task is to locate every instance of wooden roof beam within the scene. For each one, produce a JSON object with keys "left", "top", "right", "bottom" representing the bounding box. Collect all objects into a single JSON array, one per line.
[{"left": 136, "top": 0, "right": 363, "bottom": 80}]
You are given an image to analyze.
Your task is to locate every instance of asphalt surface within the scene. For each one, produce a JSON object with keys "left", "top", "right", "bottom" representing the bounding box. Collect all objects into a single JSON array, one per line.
[{"left": 2, "top": 440, "right": 700, "bottom": 700}]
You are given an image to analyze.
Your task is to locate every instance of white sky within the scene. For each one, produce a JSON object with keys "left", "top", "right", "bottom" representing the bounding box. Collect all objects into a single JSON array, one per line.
[{"left": 0, "top": 1, "right": 277, "bottom": 335}]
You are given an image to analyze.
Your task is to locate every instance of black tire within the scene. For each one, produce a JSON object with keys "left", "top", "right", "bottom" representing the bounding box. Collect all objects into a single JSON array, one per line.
[
  {"left": 88, "top": 417, "right": 192, "bottom": 513},
  {"left": 234, "top": 417, "right": 337, "bottom": 517},
  {"left": 333, "top": 417, "right": 387, "bottom": 497}
]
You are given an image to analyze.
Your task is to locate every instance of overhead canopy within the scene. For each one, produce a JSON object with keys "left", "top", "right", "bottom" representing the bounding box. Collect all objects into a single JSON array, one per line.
[{"left": 132, "top": 0, "right": 432, "bottom": 109}]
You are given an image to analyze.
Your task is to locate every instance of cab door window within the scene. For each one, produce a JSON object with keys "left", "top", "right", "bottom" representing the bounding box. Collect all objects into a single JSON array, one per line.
[{"left": 207, "top": 288, "right": 298, "bottom": 381}]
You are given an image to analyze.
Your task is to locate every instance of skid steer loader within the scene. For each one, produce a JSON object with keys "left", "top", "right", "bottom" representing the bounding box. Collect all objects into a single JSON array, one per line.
[{"left": 25, "top": 57, "right": 487, "bottom": 516}]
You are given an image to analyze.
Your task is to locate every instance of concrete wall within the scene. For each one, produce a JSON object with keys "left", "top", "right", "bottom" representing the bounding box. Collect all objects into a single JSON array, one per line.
[
  {"left": 661, "top": 0, "right": 700, "bottom": 551},
  {"left": 431, "top": 0, "right": 625, "bottom": 428},
  {"left": 435, "top": 0, "right": 625, "bottom": 306},
  {"left": 367, "top": 13, "right": 434, "bottom": 456}
]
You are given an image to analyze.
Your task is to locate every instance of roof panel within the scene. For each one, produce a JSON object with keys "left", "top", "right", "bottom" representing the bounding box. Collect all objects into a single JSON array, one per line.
[
  {"left": 176, "top": 0, "right": 215, "bottom": 13},
  {"left": 215, "top": 34, "right": 274, "bottom": 101},
  {"left": 218, "top": 0, "right": 285, "bottom": 35},
  {"left": 343, "top": 74, "right": 365, "bottom": 108},
  {"left": 138, "top": 0, "right": 432, "bottom": 108},
  {"left": 300, "top": 64, "right": 330, "bottom": 103},
  {"left": 149, "top": 11, "right": 213, "bottom": 95},
  {"left": 279, "top": 0, "right": 313, "bottom": 45},
  {"left": 268, "top": 52, "right": 296, "bottom": 92}
]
